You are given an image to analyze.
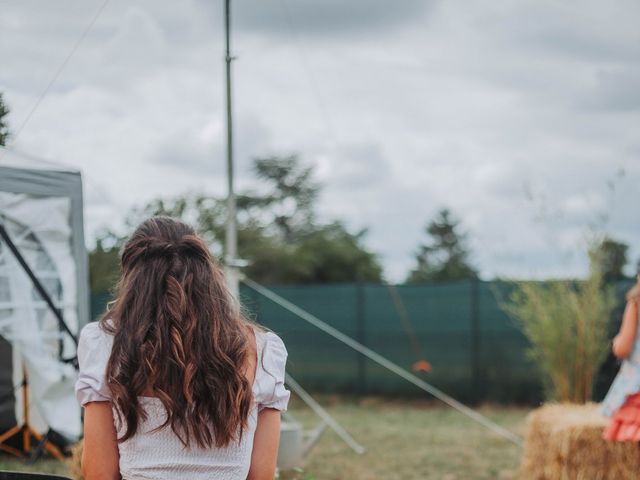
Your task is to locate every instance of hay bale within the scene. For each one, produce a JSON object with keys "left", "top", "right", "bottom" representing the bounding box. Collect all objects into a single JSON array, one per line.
[
  {"left": 520, "top": 403, "right": 640, "bottom": 479},
  {"left": 67, "top": 441, "right": 83, "bottom": 480}
]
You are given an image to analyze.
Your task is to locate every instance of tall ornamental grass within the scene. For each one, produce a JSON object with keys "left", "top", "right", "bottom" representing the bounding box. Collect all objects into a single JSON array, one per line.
[{"left": 504, "top": 252, "right": 616, "bottom": 403}]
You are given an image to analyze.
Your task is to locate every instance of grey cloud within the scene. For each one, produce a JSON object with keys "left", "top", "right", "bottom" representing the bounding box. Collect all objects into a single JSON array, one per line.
[
  {"left": 152, "top": 113, "right": 271, "bottom": 176},
  {"left": 199, "top": 0, "right": 431, "bottom": 38},
  {"left": 152, "top": 136, "right": 225, "bottom": 176},
  {"left": 579, "top": 68, "right": 640, "bottom": 112},
  {"left": 318, "top": 182, "right": 438, "bottom": 281},
  {"left": 481, "top": 2, "right": 640, "bottom": 63},
  {"left": 2, "top": 0, "right": 640, "bottom": 282},
  {"left": 514, "top": 21, "right": 637, "bottom": 63},
  {"left": 322, "top": 143, "right": 391, "bottom": 189}
]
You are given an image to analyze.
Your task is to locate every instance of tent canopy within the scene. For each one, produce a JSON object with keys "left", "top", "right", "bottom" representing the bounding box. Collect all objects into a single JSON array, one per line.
[
  {"left": 0, "top": 146, "right": 89, "bottom": 328},
  {"left": 0, "top": 146, "right": 88, "bottom": 440}
]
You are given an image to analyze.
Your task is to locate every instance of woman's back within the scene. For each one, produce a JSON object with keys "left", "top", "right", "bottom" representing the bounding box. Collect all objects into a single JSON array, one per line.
[
  {"left": 77, "top": 322, "right": 289, "bottom": 479},
  {"left": 75, "top": 217, "right": 290, "bottom": 479}
]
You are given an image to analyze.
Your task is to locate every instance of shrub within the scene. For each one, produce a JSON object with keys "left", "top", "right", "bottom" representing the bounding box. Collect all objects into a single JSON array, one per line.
[{"left": 503, "top": 250, "right": 616, "bottom": 403}]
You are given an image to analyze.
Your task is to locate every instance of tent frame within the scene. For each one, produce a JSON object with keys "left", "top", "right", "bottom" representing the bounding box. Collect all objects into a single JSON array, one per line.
[{"left": 0, "top": 150, "right": 90, "bottom": 331}]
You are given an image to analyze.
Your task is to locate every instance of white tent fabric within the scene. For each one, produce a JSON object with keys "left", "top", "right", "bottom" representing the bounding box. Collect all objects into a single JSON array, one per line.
[
  {"left": 0, "top": 147, "right": 87, "bottom": 441},
  {"left": 0, "top": 192, "right": 81, "bottom": 439},
  {"left": 0, "top": 147, "right": 90, "bottom": 329}
]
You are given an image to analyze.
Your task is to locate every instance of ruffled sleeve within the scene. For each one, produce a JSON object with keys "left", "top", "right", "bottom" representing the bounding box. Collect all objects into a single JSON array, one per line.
[
  {"left": 75, "top": 322, "right": 114, "bottom": 406},
  {"left": 254, "top": 331, "right": 290, "bottom": 412}
]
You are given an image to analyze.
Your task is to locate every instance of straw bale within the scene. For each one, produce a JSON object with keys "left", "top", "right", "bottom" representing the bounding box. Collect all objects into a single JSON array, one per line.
[
  {"left": 520, "top": 403, "right": 640, "bottom": 479},
  {"left": 68, "top": 440, "right": 84, "bottom": 480}
]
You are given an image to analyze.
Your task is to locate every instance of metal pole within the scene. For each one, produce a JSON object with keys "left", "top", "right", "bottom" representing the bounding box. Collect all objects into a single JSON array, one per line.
[
  {"left": 285, "top": 374, "right": 366, "bottom": 455},
  {"left": 242, "top": 276, "right": 523, "bottom": 447},
  {"left": 224, "top": 0, "right": 239, "bottom": 299}
]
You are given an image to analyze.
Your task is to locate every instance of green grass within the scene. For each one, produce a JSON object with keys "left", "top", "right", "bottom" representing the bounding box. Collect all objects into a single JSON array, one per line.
[
  {"left": 281, "top": 397, "right": 528, "bottom": 480},
  {"left": 0, "top": 397, "right": 529, "bottom": 480},
  {"left": 0, "top": 457, "right": 70, "bottom": 476}
]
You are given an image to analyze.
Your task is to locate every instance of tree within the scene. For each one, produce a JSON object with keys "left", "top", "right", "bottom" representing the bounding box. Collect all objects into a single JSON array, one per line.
[
  {"left": 88, "top": 237, "right": 121, "bottom": 292},
  {"left": 407, "top": 208, "right": 477, "bottom": 283},
  {"left": 238, "top": 155, "right": 319, "bottom": 241},
  {"left": 593, "top": 237, "right": 629, "bottom": 282},
  {"left": 232, "top": 222, "right": 382, "bottom": 284},
  {"left": 88, "top": 155, "right": 383, "bottom": 290},
  {"left": 0, "top": 93, "right": 10, "bottom": 146},
  {"left": 287, "top": 223, "right": 383, "bottom": 284}
]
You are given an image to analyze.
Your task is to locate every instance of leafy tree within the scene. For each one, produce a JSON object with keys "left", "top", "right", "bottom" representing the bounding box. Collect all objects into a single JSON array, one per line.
[
  {"left": 88, "top": 237, "right": 121, "bottom": 292},
  {"left": 593, "top": 236, "right": 629, "bottom": 282},
  {"left": 88, "top": 156, "right": 383, "bottom": 290},
  {"left": 286, "top": 223, "right": 383, "bottom": 284},
  {"left": 246, "top": 222, "right": 382, "bottom": 283},
  {"left": 407, "top": 208, "right": 477, "bottom": 283},
  {"left": 0, "top": 93, "right": 10, "bottom": 146},
  {"left": 238, "top": 155, "right": 319, "bottom": 241}
]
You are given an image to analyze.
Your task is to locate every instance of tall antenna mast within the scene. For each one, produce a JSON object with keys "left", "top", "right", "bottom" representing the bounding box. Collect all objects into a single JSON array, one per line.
[{"left": 224, "top": 0, "right": 239, "bottom": 298}]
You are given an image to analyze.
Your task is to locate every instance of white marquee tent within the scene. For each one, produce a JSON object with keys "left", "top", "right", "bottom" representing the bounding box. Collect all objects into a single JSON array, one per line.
[{"left": 0, "top": 146, "right": 89, "bottom": 442}]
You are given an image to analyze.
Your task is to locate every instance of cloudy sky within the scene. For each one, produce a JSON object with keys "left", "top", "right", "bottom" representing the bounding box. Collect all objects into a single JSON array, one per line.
[{"left": 1, "top": 0, "right": 639, "bottom": 281}]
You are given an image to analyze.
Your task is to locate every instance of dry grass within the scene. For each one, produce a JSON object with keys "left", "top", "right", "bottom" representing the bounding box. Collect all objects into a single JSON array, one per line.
[
  {"left": 520, "top": 403, "right": 640, "bottom": 480},
  {"left": 0, "top": 457, "right": 69, "bottom": 476},
  {"left": 68, "top": 441, "right": 83, "bottom": 480},
  {"left": 0, "top": 397, "right": 529, "bottom": 480},
  {"left": 280, "top": 396, "right": 527, "bottom": 480}
]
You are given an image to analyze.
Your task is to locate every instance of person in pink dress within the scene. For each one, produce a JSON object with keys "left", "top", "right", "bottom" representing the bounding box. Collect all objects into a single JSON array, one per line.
[{"left": 602, "top": 263, "right": 640, "bottom": 441}]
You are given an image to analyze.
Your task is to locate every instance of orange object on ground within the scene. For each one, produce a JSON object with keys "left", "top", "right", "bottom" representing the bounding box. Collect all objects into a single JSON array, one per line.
[
  {"left": 412, "top": 359, "right": 432, "bottom": 373},
  {"left": 603, "top": 392, "right": 640, "bottom": 442}
]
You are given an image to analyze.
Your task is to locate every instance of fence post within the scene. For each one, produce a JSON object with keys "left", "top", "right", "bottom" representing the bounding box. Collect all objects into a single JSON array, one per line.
[
  {"left": 470, "top": 278, "right": 481, "bottom": 402},
  {"left": 356, "top": 282, "right": 367, "bottom": 395}
]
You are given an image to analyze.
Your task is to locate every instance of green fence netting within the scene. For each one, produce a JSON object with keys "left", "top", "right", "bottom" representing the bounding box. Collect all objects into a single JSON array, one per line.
[{"left": 90, "top": 279, "right": 631, "bottom": 404}]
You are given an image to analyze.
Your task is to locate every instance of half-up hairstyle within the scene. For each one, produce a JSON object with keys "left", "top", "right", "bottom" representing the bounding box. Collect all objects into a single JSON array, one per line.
[{"left": 100, "top": 216, "right": 253, "bottom": 448}]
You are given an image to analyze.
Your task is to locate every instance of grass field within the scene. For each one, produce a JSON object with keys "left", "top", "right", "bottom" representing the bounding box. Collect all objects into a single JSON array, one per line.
[{"left": 0, "top": 397, "right": 529, "bottom": 479}]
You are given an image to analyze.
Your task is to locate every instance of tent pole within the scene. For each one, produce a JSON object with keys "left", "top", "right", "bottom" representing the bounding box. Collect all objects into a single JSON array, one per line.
[
  {"left": 224, "top": 0, "right": 239, "bottom": 299},
  {"left": 0, "top": 223, "right": 78, "bottom": 352}
]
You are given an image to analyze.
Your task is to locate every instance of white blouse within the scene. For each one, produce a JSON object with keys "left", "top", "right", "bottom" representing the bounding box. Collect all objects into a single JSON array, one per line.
[{"left": 75, "top": 322, "right": 290, "bottom": 480}]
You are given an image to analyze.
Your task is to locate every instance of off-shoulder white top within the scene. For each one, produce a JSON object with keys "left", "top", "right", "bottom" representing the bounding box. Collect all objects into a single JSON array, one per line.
[{"left": 75, "top": 322, "right": 290, "bottom": 480}]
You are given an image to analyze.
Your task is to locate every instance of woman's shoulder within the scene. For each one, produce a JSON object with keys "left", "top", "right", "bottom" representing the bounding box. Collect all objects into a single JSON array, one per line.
[
  {"left": 254, "top": 329, "right": 287, "bottom": 363},
  {"left": 79, "top": 321, "right": 114, "bottom": 350},
  {"left": 252, "top": 328, "right": 290, "bottom": 411},
  {"left": 80, "top": 320, "right": 111, "bottom": 338},
  {"left": 77, "top": 321, "right": 115, "bottom": 373},
  {"left": 75, "top": 321, "right": 114, "bottom": 405}
]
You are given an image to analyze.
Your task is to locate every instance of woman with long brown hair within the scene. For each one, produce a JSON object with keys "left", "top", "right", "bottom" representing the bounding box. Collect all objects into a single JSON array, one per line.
[{"left": 75, "top": 216, "right": 289, "bottom": 479}]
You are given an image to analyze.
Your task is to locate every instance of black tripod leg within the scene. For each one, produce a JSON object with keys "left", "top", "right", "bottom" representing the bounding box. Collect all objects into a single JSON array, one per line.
[{"left": 26, "top": 430, "right": 48, "bottom": 464}]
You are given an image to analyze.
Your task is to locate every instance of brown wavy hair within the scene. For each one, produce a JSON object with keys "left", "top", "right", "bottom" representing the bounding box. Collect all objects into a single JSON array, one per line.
[{"left": 100, "top": 216, "right": 253, "bottom": 448}]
